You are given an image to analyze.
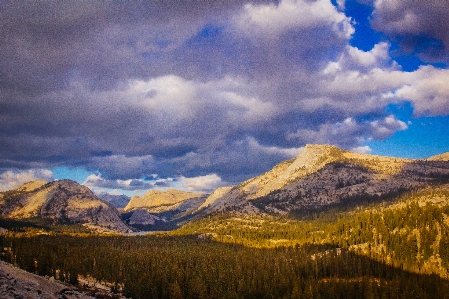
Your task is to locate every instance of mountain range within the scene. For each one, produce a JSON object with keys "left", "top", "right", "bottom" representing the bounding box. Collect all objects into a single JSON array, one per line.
[{"left": 1, "top": 144, "right": 449, "bottom": 232}]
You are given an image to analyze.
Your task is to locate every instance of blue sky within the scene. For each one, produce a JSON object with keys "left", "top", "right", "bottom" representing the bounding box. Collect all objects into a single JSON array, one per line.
[{"left": 1, "top": 0, "right": 449, "bottom": 195}]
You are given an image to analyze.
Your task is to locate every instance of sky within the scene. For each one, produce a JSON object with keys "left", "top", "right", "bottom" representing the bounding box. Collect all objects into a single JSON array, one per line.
[{"left": 1, "top": 0, "right": 449, "bottom": 195}]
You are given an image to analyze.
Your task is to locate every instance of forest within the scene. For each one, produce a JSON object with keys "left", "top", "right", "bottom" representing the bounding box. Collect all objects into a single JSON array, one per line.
[{"left": 1, "top": 234, "right": 449, "bottom": 299}]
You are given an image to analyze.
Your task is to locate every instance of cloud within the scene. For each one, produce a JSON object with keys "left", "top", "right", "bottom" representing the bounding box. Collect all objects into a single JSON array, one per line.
[
  {"left": 0, "top": 0, "right": 448, "bottom": 190},
  {"left": 83, "top": 173, "right": 172, "bottom": 192},
  {"left": 388, "top": 66, "right": 449, "bottom": 116},
  {"left": 351, "top": 146, "right": 373, "bottom": 154},
  {"left": 370, "top": 115, "right": 408, "bottom": 139},
  {"left": 0, "top": 169, "right": 54, "bottom": 191},
  {"left": 247, "top": 137, "right": 303, "bottom": 158},
  {"left": 235, "top": 0, "right": 354, "bottom": 39},
  {"left": 372, "top": 0, "right": 449, "bottom": 61},
  {"left": 179, "top": 174, "right": 226, "bottom": 193},
  {"left": 287, "top": 115, "right": 407, "bottom": 149}
]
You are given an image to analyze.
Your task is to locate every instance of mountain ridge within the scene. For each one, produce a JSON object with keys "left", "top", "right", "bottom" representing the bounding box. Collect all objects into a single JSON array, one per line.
[{"left": 2, "top": 145, "right": 449, "bottom": 232}]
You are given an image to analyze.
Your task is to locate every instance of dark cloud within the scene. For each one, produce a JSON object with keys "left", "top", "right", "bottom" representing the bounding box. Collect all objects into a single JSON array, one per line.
[
  {"left": 371, "top": 0, "right": 449, "bottom": 62},
  {"left": 1, "top": 0, "right": 449, "bottom": 191}
]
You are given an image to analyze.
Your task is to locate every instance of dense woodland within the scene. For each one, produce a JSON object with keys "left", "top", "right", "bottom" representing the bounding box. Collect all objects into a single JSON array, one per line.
[
  {"left": 177, "top": 186, "right": 449, "bottom": 278},
  {"left": 2, "top": 235, "right": 449, "bottom": 299}
]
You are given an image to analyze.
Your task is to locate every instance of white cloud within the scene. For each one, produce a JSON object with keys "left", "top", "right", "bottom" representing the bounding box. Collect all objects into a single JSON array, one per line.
[
  {"left": 179, "top": 173, "right": 225, "bottom": 193},
  {"left": 236, "top": 0, "right": 354, "bottom": 39},
  {"left": 351, "top": 146, "right": 373, "bottom": 154},
  {"left": 287, "top": 115, "right": 408, "bottom": 147},
  {"left": 130, "top": 75, "right": 197, "bottom": 121},
  {"left": 83, "top": 173, "right": 156, "bottom": 191},
  {"left": 0, "top": 169, "right": 54, "bottom": 191},
  {"left": 391, "top": 66, "right": 449, "bottom": 116},
  {"left": 370, "top": 115, "right": 408, "bottom": 139},
  {"left": 346, "top": 42, "right": 390, "bottom": 67}
]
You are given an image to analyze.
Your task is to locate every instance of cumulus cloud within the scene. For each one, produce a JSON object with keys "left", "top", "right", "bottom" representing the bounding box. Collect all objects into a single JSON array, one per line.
[
  {"left": 287, "top": 115, "right": 407, "bottom": 149},
  {"left": 389, "top": 66, "right": 449, "bottom": 116},
  {"left": 235, "top": 0, "right": 354, "bottom": 39},
  {"left": 0, "top": 169, "right": 54, "bottom": 191},
  {"left": 179, "top": 174, "right": 226, "bottom": 193},
  {"left": 370, "top": 115, "right": 408, "bottom": 139}
]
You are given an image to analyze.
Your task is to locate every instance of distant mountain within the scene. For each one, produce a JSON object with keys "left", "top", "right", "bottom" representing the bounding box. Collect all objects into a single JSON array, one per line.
[
  {"left": 125, "top": 189, "right": 206, "bottom": 213},
  {"left": 97, "top": 192, "right": 130, "bottom": 209},
  {"left": 199, "top": 144, "right": 449, "bottom": 215},
  {"left": 123, "top": 189, "right": 207, "bottom": 230},
  {"left": 0, "top": 180, "right": 131, "bottom": 233}
]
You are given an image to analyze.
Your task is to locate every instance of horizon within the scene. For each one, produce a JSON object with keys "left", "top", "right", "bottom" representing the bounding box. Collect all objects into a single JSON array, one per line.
[{"left": 1, "top": 0, "right": 449, "bottom": 196}]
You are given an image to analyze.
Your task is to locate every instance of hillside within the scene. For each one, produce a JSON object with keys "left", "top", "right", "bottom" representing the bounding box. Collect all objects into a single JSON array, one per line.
[
  {"left": 199, "top": 144, "right": 449, "bottom": 215},
  {"left": 428, "top": 152, "right": 449, "bottom": 161},
  {"left": 0, "top": 180, "right": 130, "bottom": 233}
]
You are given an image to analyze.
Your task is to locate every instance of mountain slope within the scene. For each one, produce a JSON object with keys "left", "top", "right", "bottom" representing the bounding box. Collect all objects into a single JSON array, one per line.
[
  {"left": 200, "top": 144, "right": 449, "bottom": 215},
  {"left": 428, "top": 152, "right": 449, "bottom": 161},
  {"left": 0, "top": 180, "right": 130, "bottom": 233}
]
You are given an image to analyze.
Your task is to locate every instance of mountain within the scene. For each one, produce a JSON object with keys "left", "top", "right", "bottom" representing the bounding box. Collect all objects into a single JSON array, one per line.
[
  {"left": 125, "top": 189, "right": 206, "bottom": 213},
  {"left": 123, "top": 189, "right": 207, "bottom": 230},
  {"left": 200, "top": 144, "right": 449, "bottom": 215},
  {"left": 0, "top": 180, "right": 131, "bottom": 233},
  {"left": 96, "top": 192, "right": 130, "bottom": 209}
]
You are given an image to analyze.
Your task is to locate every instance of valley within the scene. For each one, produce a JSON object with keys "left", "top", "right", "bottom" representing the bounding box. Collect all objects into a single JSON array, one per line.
[{"left": 1, "top": 144, "right": 449, "bottom": 298}]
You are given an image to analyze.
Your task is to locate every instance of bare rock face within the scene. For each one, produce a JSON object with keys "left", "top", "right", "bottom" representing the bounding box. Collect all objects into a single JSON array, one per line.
[
  {"left": 125, "top": 189, "right": 206, "bottom": 213},
  {"left": 0, "top": 180, "right": 131, "bottom": 233},
  {"left": 201, "top": 144, "right": 449, "bottom": 215}
]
